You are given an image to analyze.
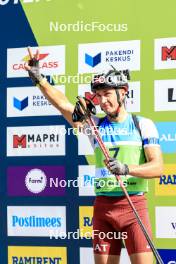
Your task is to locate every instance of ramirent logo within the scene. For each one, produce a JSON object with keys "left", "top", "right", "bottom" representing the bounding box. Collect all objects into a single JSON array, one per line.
[
  {"left": 159, "top": 175, "right": 176, "bottom": 185},
  {"left": 8, "top": 246, "right": 67, "bottom": 264},
  {"left": 84, "top": 217, "right": 93, "bottom": 227},
  {"left": 0, "top": 0, "right": 51, "bottom": 5},
  {"left": 12, "top": 216, "right": 62, "bottom": 227},
  {"left": 12, "top": 257, "right": 62, "bottom": 264}
]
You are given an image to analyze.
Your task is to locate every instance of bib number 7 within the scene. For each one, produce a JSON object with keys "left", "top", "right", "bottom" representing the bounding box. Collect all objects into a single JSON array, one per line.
[{"left": 109, "top": 147, "right": 120, "bottom": 158}]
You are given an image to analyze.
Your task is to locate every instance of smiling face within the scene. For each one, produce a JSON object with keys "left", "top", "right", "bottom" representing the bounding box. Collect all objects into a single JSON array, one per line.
[{"left": 95, "top": 87, "right": 126, "bottom": 116}]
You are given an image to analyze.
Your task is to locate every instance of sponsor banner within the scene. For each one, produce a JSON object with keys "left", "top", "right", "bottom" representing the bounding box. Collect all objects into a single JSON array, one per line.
[
  {"left": 8, "top": 246, "right": 67, "bottom": 264},
  {"left": 155, "top": 164, "right": 176, "bottom": 196},
  {"left": 155, "top": 37, "right": 176, "bottom": 69},
  {"left": 123, "top": 81, "right": 140, "bottom": 112},
  {"left": 7, "top": 86, "right": 65, "bottom": 117},
  {"left": 78, "top": 82, "right": 140, "bottom": 113},
  {"left": 7, "top": 45, "right": 65, "bottom": 78},
  {"left": 7, "top": 206, "right": 66, "bottom": 237},
  {"left": 155, "top": 207, "right": 176, "bottom": 238},
  {"left": 7, "top": 125, "right": 66, "bottom": 156},
  {"left": 78, "top": 40, "right": 140, "bottom": 73},
  {"left": 157, "top": 249, "right": 176, "bottom": 264},
  {"left": 78, "top": 132, "right": 94, "bottom": 155},
  {"left": 79, "top": 206, "right": 93, "bottom": 238},
  {"left": 7, "top": 166, "right": 66, "bottom": 196},
  {"left": 78, "top": 165, "right": 95, "bottom": 196},
  {"left": 154, "top": 80, "right": 176, "bottom": 111},
  {"left": 80, "top": 248, "right": 94, "bottom": 263},
  {"left": 80, "top": 247, "right": 130, "bottom": 264},
  {"left": 156, "top": 122, "right": 176, "bottom": 153}
]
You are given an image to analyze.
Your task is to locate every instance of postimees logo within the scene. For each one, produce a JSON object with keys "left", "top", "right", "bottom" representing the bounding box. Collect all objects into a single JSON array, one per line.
[
  {"left": 12, "top": 215, "right": 62, "bottom": 227},
  {"left": 0, "top": 0, "right": 51, "bottom": 5},
  {"left": 8, "top": 206, "right": 66, "bottom": 237}
]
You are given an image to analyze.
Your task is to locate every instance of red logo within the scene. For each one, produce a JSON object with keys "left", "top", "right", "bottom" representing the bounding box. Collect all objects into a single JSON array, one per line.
[
  {"left": 22, "top": 53, "right": 49, "bottom": 62},
  {"left": 85, "top": 92, "right": 99, "bottom": 105},
  {"left": 12, "top": 52, "right": 59, "bottom": 71},
  {"left": 13, "top": 135, "right": 26, "bottom": 148},
  {"left": 162, "top": 46, "right": 176, "bottom": 61}
]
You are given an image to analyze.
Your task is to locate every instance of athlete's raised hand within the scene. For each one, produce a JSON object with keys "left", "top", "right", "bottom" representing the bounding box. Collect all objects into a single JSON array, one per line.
[
  {"left": 72, "top": 96, "right": 96, "bottom": 122},
  {"left": 24, "top": 47, "right": 44, "bottom": 85}
]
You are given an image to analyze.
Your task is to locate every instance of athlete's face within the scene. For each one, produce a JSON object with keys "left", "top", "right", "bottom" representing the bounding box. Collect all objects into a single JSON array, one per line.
[{"left": 95, "top": 88, "right": 125, "bottom": 115}]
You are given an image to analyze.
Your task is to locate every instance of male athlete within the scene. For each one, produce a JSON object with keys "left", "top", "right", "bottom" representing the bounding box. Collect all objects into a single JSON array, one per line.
[{"left": 25, "top": 48, "right": 163, "bottom": 264}]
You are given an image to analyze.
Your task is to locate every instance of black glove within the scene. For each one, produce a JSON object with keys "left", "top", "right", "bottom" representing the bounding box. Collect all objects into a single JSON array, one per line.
[
  {"left": 105, "top": 158, "right": 129, "bottom": 175},
  {"left": 72, "top": 96, "right": 96, "bottom": 122},
  {"left": 27, "top": 57, "right": 44, "bottom": 85}
]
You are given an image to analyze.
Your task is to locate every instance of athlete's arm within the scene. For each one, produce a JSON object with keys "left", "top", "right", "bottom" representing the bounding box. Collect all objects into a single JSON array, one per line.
[
  {"left": 128, "top": 145, "right": 163, "bottom": 179},
  {"left": 25, "top": 47, "right": 83, "bottom": 129},
  {"left": 128, "top": 117, "right": 163, "bottom": 179},
  {"left": 37, "top": 79, "right": 80, "bottom": 128},
  {"left": 107, "top": 117, "right": 164, "bottom": 178}
]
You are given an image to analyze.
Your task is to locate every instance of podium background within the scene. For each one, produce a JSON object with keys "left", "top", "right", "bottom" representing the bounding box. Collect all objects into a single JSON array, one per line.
[{"left": 0, "top": 0, "right": 176, "bottom": 263}]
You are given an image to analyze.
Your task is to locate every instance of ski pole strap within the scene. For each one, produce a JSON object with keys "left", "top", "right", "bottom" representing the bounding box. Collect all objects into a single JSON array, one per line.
[{"left": 72, "top": 96, "right": 96, "bottom": 122}]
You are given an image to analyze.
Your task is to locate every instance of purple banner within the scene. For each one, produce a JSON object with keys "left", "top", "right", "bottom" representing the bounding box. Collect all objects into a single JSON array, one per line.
[{"left": 7, "top": 166, "right": 66, "bottom": 196}]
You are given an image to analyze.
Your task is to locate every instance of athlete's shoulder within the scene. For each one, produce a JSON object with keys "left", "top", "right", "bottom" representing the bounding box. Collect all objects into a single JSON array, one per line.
[{"left": 135, "top": 115, "right": 160, "bottom": 146}]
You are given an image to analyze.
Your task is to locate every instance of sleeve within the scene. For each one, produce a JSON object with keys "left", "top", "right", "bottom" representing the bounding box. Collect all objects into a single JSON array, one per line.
[{"left": 139, "top": 117, "right": 160, "bottom": 148}]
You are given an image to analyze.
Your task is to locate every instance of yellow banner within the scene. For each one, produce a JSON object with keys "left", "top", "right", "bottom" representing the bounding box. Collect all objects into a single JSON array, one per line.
[
  {"left": 79, "top": 206, "right": 93, "bottom": 238},
  {"left": 155, "top": 164, "right": 176, "bottom": 196},
  {"left": 8, "top": 246, "right": 67, "bottom": 264}
]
